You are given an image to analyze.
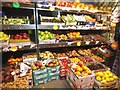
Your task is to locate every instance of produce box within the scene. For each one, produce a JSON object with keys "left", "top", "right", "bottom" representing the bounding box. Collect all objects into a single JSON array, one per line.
[
  {"left": 94, "top": 69, "right": 118, "bottom": 87},
  {"left": 10, "top": 39, "right": 30, "bottom": 43},
  {"left": 32, "top": 68, "right": 47, "bottom": 75},
  {"left": 68, "top": 66, "right": 95, "bottom": 88},
  {"left": 58, "top": 57, "right": 69, "bottom": 76},
  {"left": 66, "top": 75, "right": 93, "bottom": 90},
  {"left": 39, "top": 39, "right": 56, "bottom": 44},
  {"left": 78, "top": 56, "right": 95, "bottom": 66},
  {"left": 33, "top": 77, "right": 48, "bottom": 86},
  {"left": 47, "top": 65, "right": 60, "bottom": 73},
  {"left": 33, "top": 73, "right": 48, "bottom": 81},
  {"left": 87, "top": 63, "right": 110, "bottom": 71},
  {"left": 48, "top": 71, "right": 60, "bottom": 81},
  {"left": 22, "top": 53, "right": 37, "bottom": 62}
]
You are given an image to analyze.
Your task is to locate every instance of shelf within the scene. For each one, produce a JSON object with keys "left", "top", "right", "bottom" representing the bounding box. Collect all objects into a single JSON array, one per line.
[
  {"left": 2, "top": 41, "right": 107, "bottom": 52},
  {"left": 37, "top": 5, "right": 111, "bottom": 15},
  {"left": 38, "top": 41, "right": 107, "bottom": 49},
  {"left": 2, "top": 2, "right": 35, "bottom": 10},
  {"left": 2, "top": 24, "right": 35, "bottom": 30},
  {"left": 2, "top": 43, "right": 37, "bottom": 52},
  {"left": 37, "top": 25, "right": 110, "bottom": 31}
]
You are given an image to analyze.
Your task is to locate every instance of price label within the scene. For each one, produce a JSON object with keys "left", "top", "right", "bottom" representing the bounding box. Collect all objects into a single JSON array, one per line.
[
  {"left": 77, "top": 42, "right": 81, "bottom": 46},
  {"left": 10, "top": 46, "right": 18, "bottom": 52},
  {"left": 85, "top": 41, "right": 90, "bottom": 45},
  {"left": 95, "top": 41, "right": 99, "bottom": 44},
  {"left": 11, "top": 71, "right": 16, "bottom": 75},
  {"left": 49, "top": 6, "right": 55, "bottom": 11},
  {"left": 53, "top": 25, "right": 58, "bottom": 30}
]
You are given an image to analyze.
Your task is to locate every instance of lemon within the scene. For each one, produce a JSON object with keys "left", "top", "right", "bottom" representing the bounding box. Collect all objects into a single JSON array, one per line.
[
  {"left": 106, "top": 78, "right": 110, "bottom": 82},
  {"left": 97, "top": 72, "right": 104, "bottom": 77},
  {"left": 108, "top": 73, "right": 113, "bottom": 77},
  {"left": 96, "top": 76, "right": 101, "bottom": 81},
  {"left": 101, "top": 80, "right": 107, "bottom": 84},
  {"left": 106, "top": 70, "right": 111, "bottom": 74},
  {"left": 113, "top": 76, "right": 118, "bottom": 80},
  {"left": 110, "top": 78, "right": 114, "bottom": 82}
]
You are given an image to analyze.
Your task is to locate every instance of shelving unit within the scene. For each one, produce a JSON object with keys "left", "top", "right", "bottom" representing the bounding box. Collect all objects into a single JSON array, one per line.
[{"left": 1, "top": 2, "right": 118, "bottom": 90}]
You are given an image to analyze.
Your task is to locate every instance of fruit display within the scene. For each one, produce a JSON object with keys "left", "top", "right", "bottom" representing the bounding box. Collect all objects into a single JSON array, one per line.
[
  {"left": 70, "top": 61, "right": 92, "bottom": 77},
  {"left": 55, "top": 34, "right": 68, "bottom": 41},
  {"left": 22, "top": 53, "right": 37, "bottom": 60},
  {"left": 46, "top": 59, "right": 59, "bottom": 67},
  {"left": 32, "top": 61, "right": 45, "bottom": 70},
  {"left": 61, "top": 14, "right": 76, "bottom": 25},
  {"left": 8, "top": 57, "right": 23, "bottom": 65},
  {"left": 90, "top": 55, "right": 104, "bottom": 62},
  {"left": 78, "top": 56, "right": 94, "bottom": 65},
  {"left": 38, "top": 31, "right": 55, "bottom": 40},
  {"left": 10, "top": 33, "right": 30, "bottom": 43},
  {"left": 1, "top": 68, "right": 14, "bottom": 83},
  {"left": 67, "top": 32, "right": 82, "bottom": 40},
  {"left": 0, "top": 32, "right": 9, "bottom": 41},
  {"left": 78, "top": 49, "right": 92, "bottom": 56},
  {"left": 0, "top": 77, "right": 29, "bottom": 88},
  {"left": 69, "top": 57, "right": 80, "bottom": 64},
  {"left": 53, "top": 52, "right": 67, "bottom": 58},
  {"left": 88, "top": 63, "right": 109, "bottom": 71},
  {"left": 40, "top": 51, "right": 54, "bottom": 59},
  {"left": 66, "top": 50, "right": 80, "bottom": 57},
  {"left": 2, "top": 17, "right": 29, "bottom": 24},
  {"left": 94, "top": 70, "right": 118, "bottom": 86}
]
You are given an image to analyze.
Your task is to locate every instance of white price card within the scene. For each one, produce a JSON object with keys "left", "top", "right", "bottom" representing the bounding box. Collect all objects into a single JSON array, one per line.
[
  {"left": 95, "top": 41, "right": 99, "bottom": 44},
  {"left": 85, "top": 41, "right": 90, "bottom": 45}
]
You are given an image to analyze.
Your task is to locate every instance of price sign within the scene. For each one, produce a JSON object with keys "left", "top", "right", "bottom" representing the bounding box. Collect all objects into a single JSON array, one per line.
[
  {"left": 53, "top": 25, "right": 58, "bottom": 30},
  {"left": 85, "top": 41, "right": 90, "bottom": 45},
  {"left": 95, "top": 41, "right": 99, "bottom": 44},
  {"left": 77, "top": 42, "right": 81, "bottom": 46},
  {"left": 10, "top": 46, "right": 18, "bottom": 52},
  {"left": 49, "top": 6, "right": 55, "bottom": 11}
]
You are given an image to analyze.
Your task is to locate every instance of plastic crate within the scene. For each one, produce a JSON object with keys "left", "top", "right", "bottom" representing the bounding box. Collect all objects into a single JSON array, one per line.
[
  {"left": 33, "top": 73, "right": 48, "bottom": 81},
  {"left": 33, "top": 77, "right": 48, "bottom": 86},
  {"left": 48, "top": 74, "right": 59, "bottom": 81},
  {"left": 47, "top": 65, "right": 60, "bottom": 73},
  {"left": 32, "top": 68, "right": 47, "bottom": 75}
]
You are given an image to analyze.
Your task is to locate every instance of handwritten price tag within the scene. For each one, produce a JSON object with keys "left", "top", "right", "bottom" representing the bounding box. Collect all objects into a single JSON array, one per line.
[
  {"left": 95, "top": 41, "right": 99, "bottom": 44},
  {"left": 85, "top": 41, "right": 90, "bottom": 45},
  {"left": 49, "top": 6, "right": 55, "bottom": 11},
  {"left": 53, "top": 25, "right": 58, "bottom": 30},
  {"left": 77, "top": 42, "right": 81, "bottom": 46}
]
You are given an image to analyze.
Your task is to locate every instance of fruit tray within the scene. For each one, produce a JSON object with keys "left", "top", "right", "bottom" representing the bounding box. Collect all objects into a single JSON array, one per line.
[
  {"left": 66, "top": 75, "right": 93, "bottom": 89},
  {"left": 78, "top": 56, "right": 95, "bottom": 66},
  {"left": 94, "top": 69, "right": 118, "bottom": 87},
  {"left": 66, "top": 50, "right": 80, "bottom": 57},
  {"left": 87, "top": 63, "right": 110, "bottom": 71},
  {"left": 10, "top": 39, "right": 30, "bottom": 43},
  {"left": 68, "top": 66, "right": 95, "bottom": 87},
  {"left": 22, "top": 53, "right": 37, "bottom": 63},
  {"left": 39, "top": 39, "right": 56, "bottom": 44}
]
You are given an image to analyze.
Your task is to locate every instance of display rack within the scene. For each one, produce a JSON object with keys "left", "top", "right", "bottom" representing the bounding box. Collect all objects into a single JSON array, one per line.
[{"left": 2, "top": 2, "right": 118, "bottom": 89}]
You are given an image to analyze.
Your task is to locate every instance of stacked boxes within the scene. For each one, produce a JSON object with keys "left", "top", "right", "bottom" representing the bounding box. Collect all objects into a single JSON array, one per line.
[
  {"left": 32, "top": 68, "right": 48, "bottom": 86},
  {"left": 47, "top": 65, "right": 60, "bottom": 81}
]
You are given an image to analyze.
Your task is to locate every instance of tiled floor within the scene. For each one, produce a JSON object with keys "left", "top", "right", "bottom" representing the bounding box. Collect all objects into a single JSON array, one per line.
[{"left": 34, "top": 79, "right": 72, "bottom": 89}]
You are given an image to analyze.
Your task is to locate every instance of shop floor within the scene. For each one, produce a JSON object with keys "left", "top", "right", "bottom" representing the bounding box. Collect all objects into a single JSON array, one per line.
[{"left": 34, "top": 79, "right": 72, "bottom": 89}]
